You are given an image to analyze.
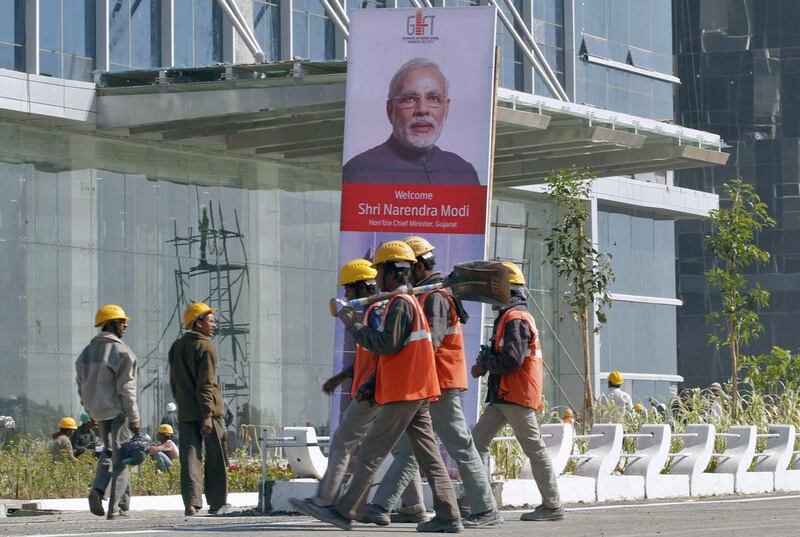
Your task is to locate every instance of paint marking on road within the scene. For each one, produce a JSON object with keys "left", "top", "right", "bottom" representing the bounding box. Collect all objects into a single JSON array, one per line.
[
  {"left": 25, "top": 531, "right": 171, "bottom": 537},
  {"left": 500, "top": 494, "right": 800, "bottom": 513},
  {"left": 23, "top": 518, "right": 321, "bottom": 537}
]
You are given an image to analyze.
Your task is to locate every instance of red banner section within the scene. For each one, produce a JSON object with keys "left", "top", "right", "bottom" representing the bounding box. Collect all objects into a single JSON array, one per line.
[{"left": 340, "top": 183, "right": 488, "bottom": 234}]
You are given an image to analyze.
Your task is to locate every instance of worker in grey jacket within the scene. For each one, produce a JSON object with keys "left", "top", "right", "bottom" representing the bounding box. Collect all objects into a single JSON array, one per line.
[{"left": 76, "top": 304, "right": 140, "bottom": 520}]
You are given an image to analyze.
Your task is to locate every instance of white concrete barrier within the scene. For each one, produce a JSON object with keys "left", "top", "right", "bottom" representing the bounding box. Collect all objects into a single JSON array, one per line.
[
  {"left": 571, "top": 424, "right": 644, "bottom": 502},
  {"left": 715, "top": 426, "right": 760, "bottom": 493},
  {"left": 281, "top": 427, "right": 328, "bottom": 480},
  {"left": 623, "top": 424, "right": 690, "bottom": 499},
  {"left": 752, "top": 425, "right": 796, "bottom": 492},
  {"left": 668, "top": 424, "right": 731, "bottom": 496},
  {"left": 518, "top": 423, "right": 574, "bottom": 479}
]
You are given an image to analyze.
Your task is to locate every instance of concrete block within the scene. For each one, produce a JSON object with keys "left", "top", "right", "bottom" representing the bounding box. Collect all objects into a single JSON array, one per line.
[
  {"left": 643, "top": 474, "right": 690, "bottom": 499},
  {"left": 29, "top": 102, "right": 65, "bottom": 118},
  {"left": 736, "top": 471, "right": 774, "bottom": 494},
  {"left": 775, "top": 470, "right": 800, "bottom": 492},
  {"left": 263, "top": 479, "right": 320, "bottom": 512},
  {"left": 0, "top": 95, "right": 28, "bottom": 112},
  {"left": 65, "top": 85, "right": 96, "bottom": 112},
  {"left": 281, "top": 427, "right": 328, "bottom": 480},
  {"left": 0, "top": 503, "right": 6, "bottom": 517},
  {"left": 497, "top": 479, "right": 542, "bottom": 507},
  {"left": 623, "top": 425, "right": 687, "bottom": 498},
  {"left": 557, "top": 475, "right": 596, "bottom": 503},
  {"left": 596, "top": 475, "right": 645, "bottom": 502},
  {"left": 21, "top": 501, "right": 42, "bottom": 510},
  {"left": 691, "top": 473, "right": 735, "bottom": 496}
]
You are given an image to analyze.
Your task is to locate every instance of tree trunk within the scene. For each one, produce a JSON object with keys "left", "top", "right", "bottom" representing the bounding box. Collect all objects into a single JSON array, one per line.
[
  {"left": 731, "top": 331, "right": 739, "bottom": 421},
  {"left": 581, "top": 311, "right": 594, "bottom": 427}
]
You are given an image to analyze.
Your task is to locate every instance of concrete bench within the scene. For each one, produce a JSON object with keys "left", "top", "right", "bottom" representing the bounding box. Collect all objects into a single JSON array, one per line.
[
  {"left": 667, "top": 424, "right": 732, "bottom": 496},
  {"left": 715, "top": 426, "right": 758, "bottom": 494},
  {"left": 272, "top": 427, "right": 328, "bottom": 480},
  {"left": 623, "top": 424, "right": 690, "bottom": 499},
  {"left": 518, "top": 423, "right": 575, "bottom": 479},
  {"left": 751, "top": 425, "right": 797, "bottom": 492},
  {"left": 570, "top": 424, "right": 644, "bottom": 502}
]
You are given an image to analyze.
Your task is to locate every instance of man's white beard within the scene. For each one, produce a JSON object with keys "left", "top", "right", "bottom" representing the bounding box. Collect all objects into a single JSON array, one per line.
[{"left": 399, "top": 117, "right": 442, "bottom": 150}]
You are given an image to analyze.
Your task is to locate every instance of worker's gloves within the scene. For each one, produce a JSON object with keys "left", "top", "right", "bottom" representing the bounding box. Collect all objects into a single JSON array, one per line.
[
  {"left": 322, "top": 371, "right": 349, "bottom": 395},
  {"left": 471, "top": 345, "right": 492, "bottom": 378},
  {"left": 337, "top": 306, "right": 357, "bottom": 328},
  {"left": 355, "top": 377, "right": 376, "bottom": 404}
]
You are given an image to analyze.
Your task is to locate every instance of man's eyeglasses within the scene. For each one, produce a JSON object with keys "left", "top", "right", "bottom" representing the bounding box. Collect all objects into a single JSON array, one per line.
[{"left": 391, "top": 93, "right": 447, "bottom": 110}]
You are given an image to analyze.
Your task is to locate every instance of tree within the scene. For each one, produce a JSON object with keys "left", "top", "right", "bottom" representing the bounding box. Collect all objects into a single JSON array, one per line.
[
  {"left": 705, "top": 179, "right": 775, "bottom": 419},
  {"left": 544, "top": 166, "right": 614, "bottom": 425}
]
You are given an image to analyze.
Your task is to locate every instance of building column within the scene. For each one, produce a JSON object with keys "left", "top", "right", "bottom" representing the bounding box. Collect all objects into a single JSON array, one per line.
[
  {"left": 563, "top": 0, "right": 577, "bottom": 101},
  {"left": 161, "top": 0, "right": 174, "bottom": 67},
  {"left": 96, "top": 0, "right": 110, "bottom": 72},
  {"left": 280, "top": 0, "right": 292, "bottom": 60},
  {"left": 24, "top": 0, "right": 38, "bottom": 74}
]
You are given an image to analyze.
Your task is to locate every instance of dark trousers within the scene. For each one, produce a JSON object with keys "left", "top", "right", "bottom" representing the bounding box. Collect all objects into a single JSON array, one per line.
[
  {"left": 178, "top": 417, "right": 228, "bottom": 510},
  {"left": 334, "top": 400, "right": 460, "bottom": 521},
  {"left": 92, "top": 415, "right": 131, "bottom": 513}
]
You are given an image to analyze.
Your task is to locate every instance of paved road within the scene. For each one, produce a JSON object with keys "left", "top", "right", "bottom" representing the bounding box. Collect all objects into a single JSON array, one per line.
[{"left": 2, "top": 495, "right": 799, "bottom": 537}]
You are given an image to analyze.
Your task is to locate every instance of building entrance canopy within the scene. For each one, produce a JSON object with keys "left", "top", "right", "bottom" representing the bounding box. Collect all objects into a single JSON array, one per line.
[{"left": 96, "top": 61, "right": 728, "bottom": 185}]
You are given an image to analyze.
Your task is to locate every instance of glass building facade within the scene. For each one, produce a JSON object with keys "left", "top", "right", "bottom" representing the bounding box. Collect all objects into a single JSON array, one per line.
[
  {"left": 0, "top": 0, "right": 699, "bottom": 435},
  {"left": 674, "top": 0, "right": 800, "bottom": 388}
]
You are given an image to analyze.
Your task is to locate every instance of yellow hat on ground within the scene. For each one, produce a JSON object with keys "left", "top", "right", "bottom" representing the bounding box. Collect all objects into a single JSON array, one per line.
[
  {"left": 608, "top": 370, "right": 624, "bottom": 385},
  {"left": 158, "top": 424, "right": 174, "bottom": 435},
  {"left": 94, "top": 304, "right": 131, "bottom": 327},
  {"left": 183, "top": 302, "right": 216, "bottom": 330},
  {"left": 339, "top": 259, "right": 378, "bottom": 287},
  {"left": 59, "top": 416, "right": 78, "bottom": 430},
  {"left": 373, "top": 240, "right": 417, "bottom": 265},
  {"left": 501, "top": 261, "right": 526, "bottom": 285},
  {"left": 403, "top": 236, "right": 435, "bottom": 257}
]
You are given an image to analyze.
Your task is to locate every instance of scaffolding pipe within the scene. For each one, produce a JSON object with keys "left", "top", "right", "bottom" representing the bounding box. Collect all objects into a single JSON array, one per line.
[
  {"left": 319, "top": 0, "right": 351, "bottom": 39},
  {"left": 486, "top": 0, "right": 567, "bottom": 101},
  {"left": 215, "top": 0, "right": 266, "bottom": 63},
  {"left": 500, "top": 0, "right": 568, "bottom": 100},
  {"left": 225, "top": 0, "right": 268, "bottom": 61},
  {"left": 330, "top": 0, "right": 350, "bottom": 26}
]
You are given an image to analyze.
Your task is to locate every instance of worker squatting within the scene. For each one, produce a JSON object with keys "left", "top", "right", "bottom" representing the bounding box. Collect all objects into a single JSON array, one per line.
[{"left": 290, "top": 236, "right": 565, "bottom": 533}]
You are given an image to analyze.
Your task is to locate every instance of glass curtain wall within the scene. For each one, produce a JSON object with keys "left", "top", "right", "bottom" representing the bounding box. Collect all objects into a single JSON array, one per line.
[
  {"left": 532, "top": 0, "right": 564, "bottom": 95},
  {"left": 39, "top": 0, "right": 97, "bottom": 80},
  {"left": 574, "top": 0, "right": 672, "bottom": 119},
  {"left": 292, "top": 0, "right": 336, "bottom": 60},
  {"left": 174, "top": 0, "right": 224, "bottom": 67},
  {"left": 0, "top": 0, "right": 25, "bottom": 72},
  {"left": 109, "top": 0, "right": 162, "bottom": 71},
  {"left": 253, "top": 0, "right": 282, "bottom": 61},
  {"left": 0, "top": 120, "right": 340, "bottom": 438}
]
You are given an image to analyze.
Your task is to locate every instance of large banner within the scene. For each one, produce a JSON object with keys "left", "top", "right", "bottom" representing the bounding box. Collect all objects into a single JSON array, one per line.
[{"left": 331, "top": 6, "right": 497, "bottom": 431}]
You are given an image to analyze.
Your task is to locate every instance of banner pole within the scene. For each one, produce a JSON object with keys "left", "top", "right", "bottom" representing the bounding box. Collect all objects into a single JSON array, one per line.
[{"left": 485, "top": 45, "right": 500, "bottom": 262}]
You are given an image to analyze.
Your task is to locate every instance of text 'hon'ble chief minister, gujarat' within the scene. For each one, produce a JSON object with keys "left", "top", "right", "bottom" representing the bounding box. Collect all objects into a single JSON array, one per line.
[{"left": 343, "top": 58, "right": 481, "bottom": 186}]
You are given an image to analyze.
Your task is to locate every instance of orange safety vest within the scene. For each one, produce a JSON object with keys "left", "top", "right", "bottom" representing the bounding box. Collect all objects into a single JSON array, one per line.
[
  {"left": 419, "top": 289, "right": 467, "bottom": 390},
  {"left": 493, "top": 308, "right": 543, "bottom": 410},
  {"left": 351, "top": 302, "right": 381, "bottom": 400},
  {"left": 375, "top": 294, "right": 440, "bottom": 405}
]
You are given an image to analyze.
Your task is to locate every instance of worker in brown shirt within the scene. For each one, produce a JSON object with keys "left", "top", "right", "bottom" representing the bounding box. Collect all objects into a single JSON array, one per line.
[{"left": 168, "top": 302, "right": 229, "bottom": 516}]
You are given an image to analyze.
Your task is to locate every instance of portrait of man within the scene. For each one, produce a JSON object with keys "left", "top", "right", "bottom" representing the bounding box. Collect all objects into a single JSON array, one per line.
[{"left": 343, "top": 58, "right": 481, "bottom": 185}]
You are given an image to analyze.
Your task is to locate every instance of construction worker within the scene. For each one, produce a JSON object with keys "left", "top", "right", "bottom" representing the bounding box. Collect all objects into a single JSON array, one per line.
[
  {"left": 76, "top": 304, "right": 139, "bottom": 519},
  {"left": 160, "top": 402, "right": 180, "bottom": 446},
  {"left": 50, "top": 417, "right": 79, "bottom": 462},
  {"left": 606, "top": 371, "right": 633, "bottom": 409},
  {"left": 169, "top": 302, "right": 230, "bottom": 516},
  {"left": 303, "top": 240, "right": 462, "bottom": 533},
  {"left": 290, "top": 259, "right": 384, "bottom": 515},
  {"left": 561, "top": 408, "right": 576, "bottom": 426},
  {"left": 365, "top": 236, "right": 500, "bottom": 528},
  {"left": 71, "top": 413, "right": 99, "bottom": 457},
  {"left": 471, "top": 262, "right": 564, "bottom": 522},
  {"left": 148, "top": 424, "right": 180, "bottom": 471}
]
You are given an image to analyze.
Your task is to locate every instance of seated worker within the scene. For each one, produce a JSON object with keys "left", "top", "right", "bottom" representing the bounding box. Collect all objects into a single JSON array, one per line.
[
  {"left": 148, "top": 424, "right": 179, "bottom": 471},
  {"left": 50, "top": 417, "right": 79, "bottom": 462},
  {"left": 72, "top": 413, "right": 99, "bottom": 457}
]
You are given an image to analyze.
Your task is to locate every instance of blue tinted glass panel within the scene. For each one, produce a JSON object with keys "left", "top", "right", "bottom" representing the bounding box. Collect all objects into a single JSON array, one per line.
[
  {"left": 193, "top": 0, "right": 222, "bottom": 65},
  {"left": 109, "top": 0, "right": 130, "bottom": 66},
  {"left": 130, "top": 0, "right": 161, "bottom": 67},
  {"left": 39, "top": 50, "right": 61, "bottom": 77},
  {"left": 174, "top": 0, "right": 193, "bottom": 66},
  {"left": 63, "top": 0, "right": 96, "bottom": 57},
  {"left": 292, "top": 11, "right": 308, "bottom": 58},
  {"left": 63, "top": 55, "right": 94, "bottom": 81},
  {"left": 253, "top": 0, "right": 280, "bottom": 61},
  {"left": 0, "top": 0, "right": 25, "bottom": 45},
  {"left": 40, "top": 0, "right": 62, "bottom": 52}
]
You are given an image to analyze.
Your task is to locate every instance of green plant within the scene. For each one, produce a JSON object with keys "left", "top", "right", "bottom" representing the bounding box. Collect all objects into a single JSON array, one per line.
[
  {"left": 705, "top": 179, "right": 775, "bottom": 418},
  {"left": 740, "top": 346, "right": 800, "bottom": 395},
  {"left": 544, "top": 166, "right": 614, "bottom": 425}
]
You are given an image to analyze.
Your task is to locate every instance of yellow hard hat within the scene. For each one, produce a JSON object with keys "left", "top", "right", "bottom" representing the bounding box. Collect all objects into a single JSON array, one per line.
[
  {"left": 183, "top": 302, "right": 216, "bottom": 330},
  {"left": 373, "top": 240, "right": 417, "bottom": 266},
  {"left": 339, "top": 258, "right": 378, "bottom": 287},
  {"left": 563, "top": 408, "right": 574, "bottom": 418},
  {"left": 501, "top": 261, "right": 526, "bottom": 285},
  {"left": 59, "top": 416, "right": 78, "bottom": 430},
  {"left": 94, "top": 304, "right": 131, "bottom": 327},
  {"left": 608, "top": 370, "right": 624, "bottom": 385},
  {"left": 403, "top": 236, "right": 435, "bottom": 257},
  {"left": 158, "top": 424, "right": 174, "bottom": 435},
  {"left": 634, "top": 403, "right": 645, "bottom": 413}
]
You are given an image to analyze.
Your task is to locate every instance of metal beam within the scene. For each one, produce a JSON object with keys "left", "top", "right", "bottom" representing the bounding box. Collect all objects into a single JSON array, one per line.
[
  {"left": 496, "top": 126, "right": 645, "bottom": 152},
  {"left": 254, "top": 137, "right": 344, "bottom": 155},
  {"left": 281, "top": 144, "right": 344, "bottom": 160},
  {"left": 215, "top": 0, "right": 266, "bottom": 63},
  {"left": 319, "top": 0, "right": 350, "bottom": 40},
  {"left": 494, "top": 143, "right": 635, "bottom": 163},
  {"left": 495, "top": 106, "right": 551, "bottom": 130},
  {"left": 160, "top": 109, "right": 346, "bottom": 140},
  {"left": 227, "top": 119, "right": 344, "bottom": 150}
]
